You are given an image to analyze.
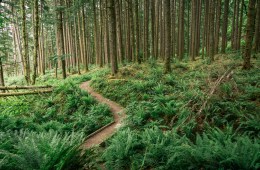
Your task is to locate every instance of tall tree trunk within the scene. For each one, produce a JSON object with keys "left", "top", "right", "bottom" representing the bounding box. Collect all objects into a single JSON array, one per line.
[
  {"left": 155, "top": 0, "right": 160, "bottom": 59},
  {"left": 104, "top": 0, "right": 110, "bottom": 65},
  {"left": 171, "top": 0, "right": 176, "bottom": 59},
  {"left": 125, "top": 1, "right": 131, "bottom": 61},
  {"left": 135, "top": 0, "right": 140, "bottom": 63},
  {"left": 214, "top": 0, "right": 221, "bottom": 54},
  {"left": 178, "top": 0, "right": 184, "bottom": 60},
  {"left": 243, "top": 0, "right": 257, "bottom": 69},
  {"left": 0, "top": 57, "right": 4, "bottom": 89},
  {"left": 56, "top": 0, "right": 66, "bottom": 79},
  {"left": 82, "top": 7, "right": 89, "bottom": 71},
  {"left": 151, "top": 0, "right": 155, "bottom": 58},
  {"left": 107, "top": 0, "right": 118, "bottom": 75},
  {"left": 209, "top": 0, "right": 215, "bottom": 62},
  {"left": 164, "top": 0, "right": 171, "bottom": 73},
  {"left": 77, "top": 11, "right": 83, "bottom": 66},
  {"left": 235, "top": 0, "right": 240, "bottom": 50},
  {"left": 116, "top": 0, "right": 123, "bottom": 64},
  {"left": 221, "top": 0, "right": 230, "bottom": 53},
  {"left": 202, "top": 0, "right": 209, "bottom": 58},
  {"left": 190, "top": 0, "right": 196, "bottom": 60},
  {"left": 73, "top": 8, "right": 81, "bottom": 74},
  {"left": 32, "top": 0, "right": 39, "bottom": 85},
  {"left": 253, "top": 0, "right": 260, "bottom": 52},
  {"left": 40, "top": 1, "right": 45, "bottom": 75},
  {"left": 231, "top": 0, "right": 237, "bottom": 49},
  {"left": 99, "top": 0, "right": 104, "bottom": 67},
  {"left": 143, "top": 0, "right": 149, "bottom": 61},
  {"left": 93, "top": 0, "right": 100, "bottom": 66},
  {"left": 21, "top": 0, "right": 30, "bottom": 84},
  {"left": 238, "top": 0, "right": 244, "bottom": 50},
  {"left": 130, "top": 0, "right": 135, "bottom": 62},
  {"left": 159, "top": 0, "right": 164, "bottom": 59}
]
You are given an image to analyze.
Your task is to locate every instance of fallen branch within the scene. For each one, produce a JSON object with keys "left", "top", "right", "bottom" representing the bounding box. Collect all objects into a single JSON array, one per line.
[
  {"left": 0, "top": 85, "right": 52, "bottom": 90},
  {"left": 0, "top": 89, "right": 53, "bottom": 97},
  {"left": 196, "top": 68, "right": 234, "bottom": 116}
]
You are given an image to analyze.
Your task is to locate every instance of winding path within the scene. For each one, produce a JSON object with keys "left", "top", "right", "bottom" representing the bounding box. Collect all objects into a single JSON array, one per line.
[{"left": 80, "top": 81, "right": 126, "bottom": 148}]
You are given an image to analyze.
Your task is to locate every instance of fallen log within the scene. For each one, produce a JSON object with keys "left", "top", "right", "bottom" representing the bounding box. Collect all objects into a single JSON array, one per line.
[
  {"left": 0, "top": 85, "right": 52, "bottom": 90},
  {"left": 0, "top": 89, "right": 53, "bottom": 97}
]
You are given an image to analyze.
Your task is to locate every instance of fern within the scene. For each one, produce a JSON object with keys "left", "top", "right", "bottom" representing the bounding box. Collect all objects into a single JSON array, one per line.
[{"left": 0, "top": 130, "right": 87, "bottom": 170}]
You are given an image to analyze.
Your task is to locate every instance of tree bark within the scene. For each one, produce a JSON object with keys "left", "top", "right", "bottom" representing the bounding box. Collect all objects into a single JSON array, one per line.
[
  {"left": 221, "top": 0, "right": 230, "bottom": 53},
  {"left": 164, "top": 0, "right": 171, "bottom": 73},
  {"left": 108, "top": 0, "right": 118, "bottom": 75},
  {"left": 56, "top": 0, "right": 66, "bottom": 79},
  {"left": 20, "top": 0, "right": 31, "bottom": 84},
  {"left": 209, "top": 0, "right": 215, "bottom": 62},
  {"left": 32, "top": 0, "right": 39, "bottom": 85},
  {"left": 253, "top": 0, "right": 260, "bottom": 52},
  {"left": 143, "top": 0, "right": 149, "bottom": 60},
  {"left": 178, "top": 0, "right": 184, "bottom": 60},
  {"left": 135, "top": 0, "right": 140, "bottom": 63},
  {"left": 243, "top": 0, "right": 256, "bottom": 69},
  {"left": 0, "top": 57, "right": 4, "bottom": 89},
  {"left": 214, "top": 0, "right": 221, "bottom": 54}
]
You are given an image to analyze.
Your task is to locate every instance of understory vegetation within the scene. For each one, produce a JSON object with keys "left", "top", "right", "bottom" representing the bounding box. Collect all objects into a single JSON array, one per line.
[
  {"left": 0, "top": 55, "right": 259, "bottom": 170},
  {"left": 90, "top": 55, "right": 260, "bottom": 169},
  {"left": 0, "top": 77, "right": 113, "bottom": 170},
  {"left": 1, "top": 0, "right": 260, "bottom": 169}
]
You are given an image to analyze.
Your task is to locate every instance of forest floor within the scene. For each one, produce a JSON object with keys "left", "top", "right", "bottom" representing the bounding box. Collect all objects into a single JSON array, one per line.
[
  {"left": 1, "top": 54, "right": 259, "bottom": 169},
  {"left": 80, "top": 81, "right": 126, "bottom": 148}
]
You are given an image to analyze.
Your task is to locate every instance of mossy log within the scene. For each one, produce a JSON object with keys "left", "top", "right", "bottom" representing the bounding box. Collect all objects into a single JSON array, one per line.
[
  {"left": 0, "top": 89, "right": 53, "bottom": 97},
  {"left": 0, "top": 85, "right": 52, "bottom": 90}
]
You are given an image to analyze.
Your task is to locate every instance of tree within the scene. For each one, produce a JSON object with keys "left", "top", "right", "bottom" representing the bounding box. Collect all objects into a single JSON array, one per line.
[
  {"left": 107, "top": 0, "right": 118, "bottom": 75},
  {"left": 243, "top": 0, "right": 257, "bottom": 69},
  {"left": 21, "top": 0, "right": 31, "bottom": 84},
  {"left": 143, "top": 0, "right": 150, "bottom": 61},
  {"left": 221, "top": 0, "right": 230, "bottom": 53},
  {"left": 178, "top": 0, "right": 185, "bottom": 60},
  {"left": 93, "top": 0, "right": 100, "bottom": 66},
  {"left": 253, "top": 0, "right": 260, "bottom": 52},
  {"left": 0, "top": 56, "right": 4, "bottom": 88},
  {"left": 134, "top": 0, "right": 140, "bottom": 63},
  {"left": 32, "top": 0, "right": 39, "bottom": 85},
  {"left": 209, "top": 0, "right": 215, "bottom": 62},
  {"left": 56, "top": 0, "right": 66, "bottom": 79},
  {"left": 164, "top": 0, "right": 171, "bottom": 73},
  {"left": 1, "top": 0, "right": 258, "bottom": 81},
  {"left": 116, "top": 0, "right": 123, "bottom": 63},
  {"left": 214, "top": 0, "right": 221, "bottom": 54}
]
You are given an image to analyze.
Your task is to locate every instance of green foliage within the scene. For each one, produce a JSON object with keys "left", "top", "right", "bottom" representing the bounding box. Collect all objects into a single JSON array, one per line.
[
  {"left": 102, "top": 129, "right": 143, "bottom": 169},
  {"left": 0, "top": 78, "right": 113, "bottom": 169},
  {"left": 0, "top": 82, "right": 113, "bottom": 135},
  {"left": 91, "top": 57, "right": 260, "bottom": 169},
  {"left": 103, "top": 128, "right": 260, "bottom": 170},
  {"left": 0, "top": 130, "right": 88, "bottom": 170},
  {"left": 1, "top": 55, "right": 259, "bottom": 169}
]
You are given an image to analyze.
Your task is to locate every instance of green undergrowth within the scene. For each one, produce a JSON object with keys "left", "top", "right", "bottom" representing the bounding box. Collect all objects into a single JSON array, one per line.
[
  {"left": 0, "top": 82, "right": 113, "bottom": 134},
  {"left": 0, "top": 131, "right": 87, "bottom": 170},
  {"left": 103, "top": 127, "right": 259, "bottom": 170},
  {"left": 90, "top": 55, "right": 260, "bottom": 169},
  {"left": 0, "top": 73, "right": 113, "bottom": 169}
]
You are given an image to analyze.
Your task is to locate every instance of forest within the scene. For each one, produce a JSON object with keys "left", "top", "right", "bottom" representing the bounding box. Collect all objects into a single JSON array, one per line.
[{"left": 0, "top": 0, "right": 259, "bottom": 169}]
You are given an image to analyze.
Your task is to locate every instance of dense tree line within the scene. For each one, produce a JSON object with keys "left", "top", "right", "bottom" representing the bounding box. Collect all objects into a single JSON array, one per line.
[{"left": 0, "top": 0, "right": 259, "bottom": 85}]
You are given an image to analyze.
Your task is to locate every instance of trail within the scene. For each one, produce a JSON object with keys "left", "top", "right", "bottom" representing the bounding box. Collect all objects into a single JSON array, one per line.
[{"left": 80, "top": 81, "right": 126, "bottom": 148}]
